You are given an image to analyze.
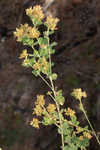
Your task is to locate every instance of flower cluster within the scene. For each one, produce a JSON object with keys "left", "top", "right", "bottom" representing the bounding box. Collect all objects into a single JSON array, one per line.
[
  {"left": 19, "top": 49, "right": 28, "bottom": 59},
  {"left": 47, "top": 104, "right": 56, "bottom": 114},
  {"left": 14, "top": 24, "right": 40, "bottom": 41},
  {"left": 45, "top": 15, "right": 59, "bottom": 30},
  {"left": 72, "top": 88, "right": 87, "bottom": 101},
  {"left": 33, "top": 95, "right": 45, "bottom": 116},
  {"left": 30, "top": 118, "right": 40, "bottom": 128},
  {"left": 26, "top": 5, "right": 44, "bottom": 22},
  {"left": 65, "top": 107, "right": 75, "bottom": 117},
  {"left": 33, "top": 57, "right": 49, "bottom": 74}
]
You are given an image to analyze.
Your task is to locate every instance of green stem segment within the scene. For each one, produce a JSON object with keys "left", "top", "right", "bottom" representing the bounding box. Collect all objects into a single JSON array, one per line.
[
  {"left": 46, "top": 28, "right": 65, "bottom": 150},
  {"left": 80, "top": 100, "right": 100, "bottom": 145}
]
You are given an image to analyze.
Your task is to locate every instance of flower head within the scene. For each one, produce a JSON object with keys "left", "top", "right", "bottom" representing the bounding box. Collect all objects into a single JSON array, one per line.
[
  {"left": 65, "top": 107, "right": 75, "bottom": 117},
  {"left": 26, "top": 5, "right": 44, "bottom": 21},
  {"left": 35, "top": 95, "right": 45, "bottom": 107},
  {"left": 83, "top": 132, "right": 92, "bottom": 139},
  {"left": 72, "top": 88, "right": 87, "bottom": 101},
  {"left": 47, "top": 104, "right": 56, "bottom": 113},
  {"left": 76, "top": 126, "right": 83, "bottom": 133},
  {"left": 30, "top": 118, "right": 40, "bottom": 128},
  {"left": 33, "top": 61, "right": 41, "bottom": 71},
  {"left": 14, "top": 24, "right": 29, "bottom": 41},
  {"left": 28, "top": 27, "right": 40, "bottom": 39},
  {"left": 19, "top": 49, "right": 28, "bottom": 59},
  {"left": 33, "top": 105, "right": 43, "bottom": 116},
  {"left": 45, "top": 15, "right": 59, "bottom": 30}
]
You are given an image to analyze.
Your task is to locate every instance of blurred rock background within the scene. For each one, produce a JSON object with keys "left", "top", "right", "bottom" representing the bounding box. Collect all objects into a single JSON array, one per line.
[{"left": 0, "top": 0, "right": 100, "bottom": 149}]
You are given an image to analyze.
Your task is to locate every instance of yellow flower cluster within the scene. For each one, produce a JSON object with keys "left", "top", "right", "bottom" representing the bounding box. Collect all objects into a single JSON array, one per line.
[
  {"left": 79, "top": 132, "right": 92, "bottom": 140},
  {"left": 83, "top": 132, "right": 92, "bottom": 139},
  {"left": 33, "top": 62, "right": 41, "bottom": 71},
  {"left": 14, "top": 24, "right": 40, "bottom": 41},
  {"left": 45, "top": 15, "right": 59, "bottom": 30},
  {"left": 34, "top": 105, "right": 43, "bottom": 116},
  {"left": 47, "top": 104, "right": 56, "bottom": 113},
  {"left": 65, "top": 107, "right": 75, "bottom": 117},
  {"left": 26, "top": 5, "right": 44, "bottom": 21},
  {"left": 30, "top": 118, "right": 40, "bottom": 128},
  {"left": 19, "top": 49, "right": 28, "bottom": 59},
  {"left": 28, "top": 27, "right": 40, "bottom": 38},
  {"left": 33, "top": 57, "right": 48, "bottom": 73},
  {"left": 72, "top": 88, "right": 87, "bottom": 101},
  {"left": 35, "top": 95, "right": 45, "bottom": 107},
  {"left": 76, "top": 126, "right": 83, "bottom": 133},
  {"left": 33, "top": 95, "right": 45, "bottom": 116}
]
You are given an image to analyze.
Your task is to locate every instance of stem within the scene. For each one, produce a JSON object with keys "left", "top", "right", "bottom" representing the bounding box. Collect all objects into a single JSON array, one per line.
[
  {"left": 46, "top": 29, "right": 64, "bottom": 150},
  {"left": 49, "top": 82, "right": 64, "bottom": 150},
  {"left": 39, "top": 74, "right": 52, "bottom": 90},
  {"left": 80, "top": 100, "right": 100, "bottom": 145}
]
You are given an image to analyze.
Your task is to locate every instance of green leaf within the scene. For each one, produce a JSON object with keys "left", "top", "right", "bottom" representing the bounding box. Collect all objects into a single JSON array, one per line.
[
  {"left": 51, "top": 42, "right": 57, "bottom": 47},
  {"left": 33, "top": 50, "right": 39, "bottom": 57},
  {"left": 38, "top": 37, "right": 48, "bottom": 45},
  {"left": 30, "top": 16, "right": 43, "bottom": 26},
  {"left": 72, "top": 136, "right": 89, "bottom": 148},
  {"left": 39, "top": 48, "right": 49, "bottom": 57},
  {"left": 22, "top": 37, "right": 34, "bottom": 46},
  {"left": 51, "top": 73, "right": 57, "bottom": 80},
  {"left": 32, "top": 70, "right": 40, "bottom": 76},
  {"left": 79, "top": 138, "right": 89, "bottom": 147},
  {"left": 59, "top": 121, "right": 73, "bottom": 136},
  {"left": 64, "top": 135, "right": 72, "bottom": 143},
  {"left": 71, "top": 116, "right": 79, "bottom": 126},
  {"left": 42, "top": 117, "right": 53, "bottom": 125},
  {"left": 64, "top": 144, "right": 78, "bottom": 150},
  {"left": 29, "top": 58, "right": 35, "bottom": 65}
]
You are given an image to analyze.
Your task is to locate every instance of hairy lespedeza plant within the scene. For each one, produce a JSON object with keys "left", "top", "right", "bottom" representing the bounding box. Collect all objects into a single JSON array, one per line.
[{"left": 13, "top": 5, "right": 100, "bottom": 150}]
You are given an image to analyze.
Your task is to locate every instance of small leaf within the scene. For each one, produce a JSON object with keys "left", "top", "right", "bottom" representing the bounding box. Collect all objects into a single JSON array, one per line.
[
  {"left": 51, "top": 42, "right": 57, "bottom": 47},
  {"left": 51, "top": 73, "right": 57, "bottom": 80},
  {"left": 71, "top": 116, "right": 79, "bottom": 126},
  {"left": 38, "top": 37, "right": 48, "bottom": 45}
]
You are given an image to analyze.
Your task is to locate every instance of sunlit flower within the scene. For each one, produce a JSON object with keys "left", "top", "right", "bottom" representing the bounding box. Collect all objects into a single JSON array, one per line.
[
  {"left": 29, "top": 27, "right": 40, "bottom": 39},
  {"left": 33, "top": 105, "right": 43, "bottom": 116},
  {"left": 76, "top": 126, "right": 83, "bottom": 133},
  {"left": 19, "top": 49, "right": 28, "bottom": 59},
  {"left": 45, "top": 15, "right": 59, "bottom": 30},
  {"left": 72, "top": 88, "right": 87, "bottom": 101},
  {"left": 83, "top": 132, "right": 92, "bottom": 139},
  {"left": 30, "top": 118, "right": 40, "bottom": 128},
  {"left": 33, "top": 62, "right": 41, "bottom": 71},
  {"left": 14, "top": 24, "right": 29, "bottom": 41},
  {"left": 65, "top": 107, "right": 75, "bottom": 117},
  {"left": 35, "top": 95, "right": 45, "bottom": 107},
  {"left": 47, "top": 104, "right": 56, "bottom": 113},
  {"left": 14, "top": 27, "right": 24, "bottom": 41},
  {"left": 26, "top": 5, "right": 44, "bottom": 21}
]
